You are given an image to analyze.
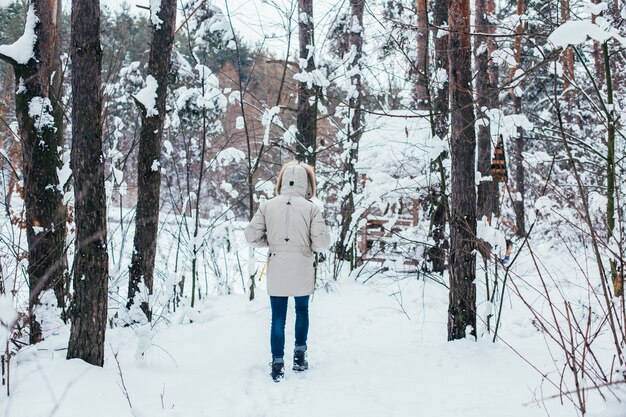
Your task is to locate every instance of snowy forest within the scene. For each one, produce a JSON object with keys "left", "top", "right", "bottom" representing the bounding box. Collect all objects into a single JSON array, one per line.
[{"left": 0, "top": 0, "right": 625, "bottom": 415}]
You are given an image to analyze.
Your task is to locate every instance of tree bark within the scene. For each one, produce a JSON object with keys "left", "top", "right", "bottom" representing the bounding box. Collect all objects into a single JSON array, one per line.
[
  {"left": 426, "top": 0, "right": 449, "bottom": 274},
  {"left": 67, "top": 0, "right": 108, "bottom": 366},
  {"left": 0, "top": 0, "right": 68, "bottom": 344},
  {"left": 475, "top": 0, "right": 499, "bottom": 222},
  {"left": 415, "top": 0, "right": 429, "bottom": 109},
  {"left": 447, "top": 0, "right": 477, "bottom": 340},
  {"left": 590, "top": 0, "right": 604, "bottom": 85},
  {"left": 296, "top": 0, "right": 317, "bottom": 165},
  {"left": 511, "top": 0, "right": 526, "bottom": 237},
  {"left": 560, "top": 0, "right": 575, "bottom": 111},
  {"left": 128, "top": 0, "right": 177, "bottom": 321}
]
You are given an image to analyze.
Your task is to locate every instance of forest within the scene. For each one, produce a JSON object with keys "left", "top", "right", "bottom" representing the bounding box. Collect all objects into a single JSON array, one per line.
[{"left": 0, "top": 0, "right": 625, "bottom": 416}]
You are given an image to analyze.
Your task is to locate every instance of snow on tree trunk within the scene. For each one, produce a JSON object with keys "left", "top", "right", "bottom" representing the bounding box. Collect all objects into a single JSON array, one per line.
[
  {"left": 66, "top": 0, "right": 108, "bottom": 366},
  {"left": 511, "top": 0, "right": 526, "bottom": 237},
  {"left": 475, "top": 0, "right": 499, "bottom": 223},
  {"left": 560, "top": 0, "right": 576, "bottom": 118},
  {"left": 447, "top": 0, "right": 477, "bottom": 341},
  {"left": 0, "top": 0, "right": 68, "bottom": 344},
  {"left": 337, "top": 0, "right": 365, "bottom": 267},
  {"left": 296, "top": 0, "right": 317, "bottom": 165},
  {"left": 425, "top": 0, "right": 449, "bottom": 274},
  {"left": 128, "top": 0, "right": 177, "bottom": 322},
  {"left": 415, "top": 0, "right": 429, "bottom": 110}
]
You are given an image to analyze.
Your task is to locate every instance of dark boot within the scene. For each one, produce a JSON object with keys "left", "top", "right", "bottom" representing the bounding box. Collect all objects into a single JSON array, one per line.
[
  {"left": 270, "top": 358, "right": 285, "bottom": 382},
  {"left": 293, "top": 349, "right": 309, "bottom": 372}
]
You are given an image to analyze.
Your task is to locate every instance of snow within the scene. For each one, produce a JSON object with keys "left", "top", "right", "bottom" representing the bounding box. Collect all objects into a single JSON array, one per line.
[
  {"left": 149, "top": 0, "right": 163, "bottom": 29},
  {"left": 151, "top": 159, "right": 160, "bottom": 172},
  {"left": 0, "top": 273, "right": 589, "bottom": 417},
  {"left": 356, "top": 110, "right": 436, "bottom": 178},
  {"left": 582, "top": 1, "right": 608, "bottom": 15},
  {"left": 548, "top": 20, "right": 626, "bottom": 48},
  {"left": 0, "top": 4, "right": 38, "bottom": 64},
  {"left": 235, "top": 116, "right": 244, "bottom": 129},
  {"left": 293, "top": 66, "right": 330, "bottom": 89},
  {"left": 261, "top": 106, "right": 283, "bottom": 145},
  {"left": 215, "top": 147, "right": 245, "bottom": 167},
  {"left": 282, "top": 125, "right": 298, "bottom": 145},
  {"left": 28, "top": 97, "right": 56, "bottom": 133},
  {"left": 134, "top": 75, "right": 159, "bottom": 117},
  {"left": 0, "top": 293, "right": 17, "bottom": 343},
  {"left": 477, "top": 216, "right": 507, "bottom": 250},
  {"left": 491, "top": 48, "right": 517, "bottom": 68}
]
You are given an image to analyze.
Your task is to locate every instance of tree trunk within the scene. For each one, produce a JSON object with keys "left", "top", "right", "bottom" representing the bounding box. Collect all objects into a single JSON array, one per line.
[
  {"left": 447, "top": 0, "right": 477, "bottom": 340},
  {"left": 296, "top": 0, "right": 317, "bottom": 165},
  {"left": 0, "top": 0, "right": 68, "bottom": 344},
  {"left": 603, "top": 42, "right": 619, "bottom": 296},
  {"left": 128, "top": 0, "right": 177, "bottom": 321},
  {"left": 475, "top": 0, "right": 498, "bottom": 222},
  {"left": 591, "top": 0, "right": 604, "bottom": 85},
  {"left": 337, "top": 0, "right": 365, "bottom": 267},
  {"left": 67, "top": 0, "right": 108, "bottom": 366},
  {"left": 426, "top": 0, "right": 449, "bottom": 274},
  {"left": 511, "top": 0, "right": 526, "bottom": 237},
  {"left": 560, "top": 0, "right": 575, "bottom": 112},
  {"left": 415, "top": 0, "right": 429, "bottom": 109}
]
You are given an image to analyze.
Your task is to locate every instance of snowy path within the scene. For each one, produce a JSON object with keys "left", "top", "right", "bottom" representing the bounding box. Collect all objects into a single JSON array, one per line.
[{"left": 3, "top": 280, "right": 574, "bottom": 417}]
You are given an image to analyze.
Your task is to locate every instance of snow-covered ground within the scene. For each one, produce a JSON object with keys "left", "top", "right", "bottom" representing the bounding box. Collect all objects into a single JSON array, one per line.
[{"left": 4, "top": 252, "right": 620, "bottom": 417}]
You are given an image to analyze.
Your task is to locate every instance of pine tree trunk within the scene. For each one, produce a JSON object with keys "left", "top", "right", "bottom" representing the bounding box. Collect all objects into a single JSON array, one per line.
[
  {"left": 415, "top": 0, "right": 429, "bottom": 109},
  {"left": 67, "top": 0, "right": 108, "bottom": 366},
  {"left": 128, "top": 0, "right": 177, "bottom": 321},
  {"left": 426, "top": 0, "right": 449, "bottom": 274},
  {"left": 560, "top": 0, "right": 575, "bottom": 114},
  {"left": 296, "top": 0, "right": 317, "bottom": 165},
  {"left": 511, "top": 0, "right": 526, "bottom": 237},
  {"left": 591, "top": 0, "right": 604, "bottom": 85},
  {"left": 447, "top": 0, "right": 477, "bottom": 340},
  {"left": 0, "top": 0, "right": 68, "bottom": 344},
  {"left": 475, "top": 0, "right": 498, "bottom": 222},
  {"left": 337, "top": 0, "right": 364, "bottom": 266}
]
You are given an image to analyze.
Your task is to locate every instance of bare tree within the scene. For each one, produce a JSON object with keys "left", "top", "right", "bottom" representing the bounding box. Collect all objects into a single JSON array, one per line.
[
  {"left": 0, "top": 0, "right": 68, "bottom": 344},
  {"left": 128, "top": 0, "right": 177, "bottom": 321},
  {"left": 67, "top": 0, "right": 109, "bottom": 366},
  {"left": 447, "top": 0, "right": 477, "bottom": 340}
]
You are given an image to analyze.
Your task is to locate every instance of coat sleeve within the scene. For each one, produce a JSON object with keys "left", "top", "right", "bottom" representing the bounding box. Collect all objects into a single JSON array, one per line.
[
  {"left": 245, "top": 202, "right": 269, "bottom": 248},
  {"left": 310, "top": 205, "right": 331, "bottom": 251}
]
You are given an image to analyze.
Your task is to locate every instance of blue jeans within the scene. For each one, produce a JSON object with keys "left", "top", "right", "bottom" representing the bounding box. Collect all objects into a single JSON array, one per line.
[{"left": 270, "top": 295, "right": 309, "bottom": 359}]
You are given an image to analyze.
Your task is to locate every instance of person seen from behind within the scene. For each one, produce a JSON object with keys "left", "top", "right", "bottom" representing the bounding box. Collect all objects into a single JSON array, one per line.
[{"left": 245, "top": 161, "right": 331, "bottom": 382}]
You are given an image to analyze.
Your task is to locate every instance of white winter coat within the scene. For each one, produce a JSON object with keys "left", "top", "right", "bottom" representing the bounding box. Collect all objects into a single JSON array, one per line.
[{"left": 245, "top": 164, "right": 331, "bottom": 296}]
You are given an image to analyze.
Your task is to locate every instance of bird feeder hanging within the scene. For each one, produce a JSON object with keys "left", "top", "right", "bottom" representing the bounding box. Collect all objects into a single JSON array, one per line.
[{"left": 491, "top": 134, "right": 508, "bottom": 183}]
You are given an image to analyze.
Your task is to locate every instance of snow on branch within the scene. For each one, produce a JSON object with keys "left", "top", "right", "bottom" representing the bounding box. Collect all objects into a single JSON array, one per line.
[
  {"left": 261, "top": 106, "right": 283, "bottom": 146},
  {"left": 0, "top": 3, "right": 38, "bottom": 65},
  {"left": 293, "top": 63, "right": 330, "bottom": 89},
  {"left": 548, "top": 20, "right": 626, "bottom": 48}
]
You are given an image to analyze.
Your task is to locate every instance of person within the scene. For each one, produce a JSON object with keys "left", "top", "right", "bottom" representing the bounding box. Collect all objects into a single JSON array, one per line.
[{"left": 245, "top": 161, "right": 331, "bottom": 382}]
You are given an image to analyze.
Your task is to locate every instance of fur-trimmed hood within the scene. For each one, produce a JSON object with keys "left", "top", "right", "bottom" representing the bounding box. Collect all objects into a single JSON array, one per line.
[{"left": 275, "top": 161, "right": 316, "bottom": 199}]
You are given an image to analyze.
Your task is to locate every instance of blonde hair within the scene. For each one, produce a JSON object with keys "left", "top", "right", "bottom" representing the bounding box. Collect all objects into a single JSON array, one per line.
[{"left": 275, "top": 160, "right": 317, "bottom": 198}]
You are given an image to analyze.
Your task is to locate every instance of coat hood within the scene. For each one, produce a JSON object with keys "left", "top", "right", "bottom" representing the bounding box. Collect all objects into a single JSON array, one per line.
[{"left": 276, "top": 162, "right": 316, "bottom": 199}]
